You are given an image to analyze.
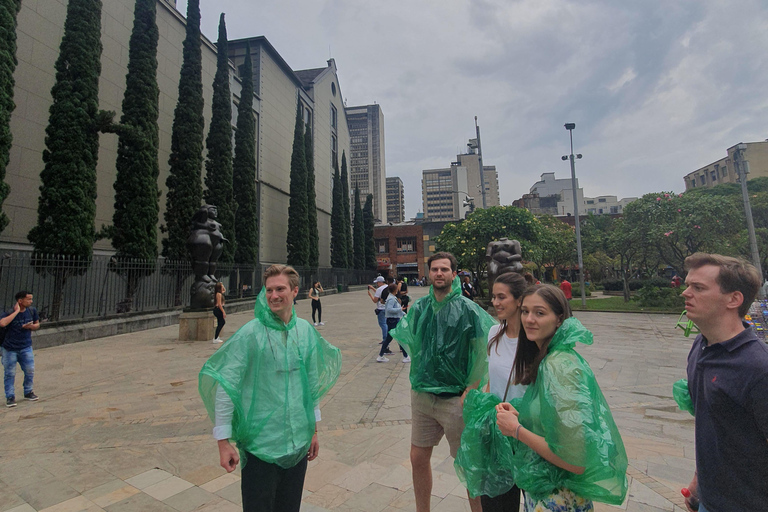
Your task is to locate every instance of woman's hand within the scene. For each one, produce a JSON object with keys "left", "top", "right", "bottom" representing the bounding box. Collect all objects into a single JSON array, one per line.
[{"left": 496, "top": 402, "right": 521, "bottom": 437}]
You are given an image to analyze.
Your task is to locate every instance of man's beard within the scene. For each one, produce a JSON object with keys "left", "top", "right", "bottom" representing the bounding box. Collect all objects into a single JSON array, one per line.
[{"left": 432, "top": 280, "right": 451, "bottom": 292}]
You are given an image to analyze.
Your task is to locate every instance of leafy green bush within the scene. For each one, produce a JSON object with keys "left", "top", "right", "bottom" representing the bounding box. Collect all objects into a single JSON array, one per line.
[
  {"left": 602, "top": 278, "right": 672, "bottom": 291},
  {"left": 571, "top": 283, "right": 592, "bottom": 297},
  {"left": 635, "top": 285, "right": 685, "bottom": 309}
]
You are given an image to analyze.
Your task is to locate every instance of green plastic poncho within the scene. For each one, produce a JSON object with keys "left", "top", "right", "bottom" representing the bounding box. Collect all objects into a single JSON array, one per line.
[
  {"left": 389, "top": 276, "right": 495, "bottom": 394},
  {"left": 673, "top": 379, "right": 694, "bottom": 415},
  {"left": 455, "top": 318, "right": 628, "bottom": 504},
  {"left": 198, "top": 288, "right": 342, "bottom": 469}
]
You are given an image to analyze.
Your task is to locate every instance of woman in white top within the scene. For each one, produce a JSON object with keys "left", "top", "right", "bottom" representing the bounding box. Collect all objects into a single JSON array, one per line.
[{"left": 482, "top": 271, "right": 528, "bottom": 512}]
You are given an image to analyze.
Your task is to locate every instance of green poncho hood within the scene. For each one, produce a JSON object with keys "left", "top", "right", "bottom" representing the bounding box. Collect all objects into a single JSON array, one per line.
[
  {"left": 198, "top": 289, "right": 341, "bottom": 468},
  {"left": 455, "top": 318, "right": 628, "bottom": 504},
  {"left": 389, "top": 276, "right": 495, "bottom": 394}
]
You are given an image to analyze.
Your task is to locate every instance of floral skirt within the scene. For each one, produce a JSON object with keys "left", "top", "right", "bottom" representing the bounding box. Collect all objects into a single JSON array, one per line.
[{"left": 523, "top": 489, "right": 593, "bottom": 512}]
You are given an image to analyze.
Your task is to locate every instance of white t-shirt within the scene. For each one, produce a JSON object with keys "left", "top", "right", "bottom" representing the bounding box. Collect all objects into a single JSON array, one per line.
[
  {"left": 487, "top": 324, "right": 527, "bottom": 401},
  {"left": 374, "top": 284, "right": 387, "bottom": 310}
]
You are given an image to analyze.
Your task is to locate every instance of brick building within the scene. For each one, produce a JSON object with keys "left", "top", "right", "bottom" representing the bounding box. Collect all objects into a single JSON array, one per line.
[{"left": 373, "top": 223, "right": 425, "bottom": 281}]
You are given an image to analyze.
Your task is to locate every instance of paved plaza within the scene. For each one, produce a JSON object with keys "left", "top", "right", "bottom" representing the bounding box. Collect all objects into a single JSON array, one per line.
[{"left": 0, "top": 286, "right": 696, "bottom": 512}]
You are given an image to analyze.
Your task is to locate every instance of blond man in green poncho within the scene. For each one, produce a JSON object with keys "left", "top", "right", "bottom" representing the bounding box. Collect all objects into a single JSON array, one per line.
[{"left": 198, "top": 265, "right": 341, "bottom": 512}]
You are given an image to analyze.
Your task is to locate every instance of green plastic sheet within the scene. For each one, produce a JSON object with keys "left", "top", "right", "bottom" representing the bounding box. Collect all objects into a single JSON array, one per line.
[
  {"left": 199, "top": 288, "right": 342, "bottom": 469},
  {"left": 673, "top": 379, "right": 694, "bottom": 415},
  {"left": 389, "top": 276, "right": 495, "bottom": 394},
  {"left": 456, "top": 318, "right": 628, "bottom": 504}
]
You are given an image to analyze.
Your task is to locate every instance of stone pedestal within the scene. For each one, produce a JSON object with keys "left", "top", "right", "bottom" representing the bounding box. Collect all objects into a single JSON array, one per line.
[{"left": 178, "top": 310, "right": 215, "bottom": 341}]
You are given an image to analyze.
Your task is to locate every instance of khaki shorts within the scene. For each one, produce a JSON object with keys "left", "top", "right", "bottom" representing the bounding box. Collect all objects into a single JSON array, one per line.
[{"left": 410, "top": 390, "right": 465, "bottom": 458}]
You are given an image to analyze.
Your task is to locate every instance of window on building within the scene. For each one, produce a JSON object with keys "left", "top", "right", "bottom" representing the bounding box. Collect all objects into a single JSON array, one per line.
[
  {"left": 331, "top": 105, "right": 337, "bottom": 129},
  {"left": 331, "top": 134, "right": 337, "bottom": 166},
  {"left": 711, "top": 171, "right": 717, "bottom": 181},
  {"left": 397, "top": 238, "right": 416, "bottom": 253},
  {"left": 610, "top": 206, "right": 619, "bottom": 214},
  {"left": 598, "top": 198, "right": 606, "bottom": 203},
  {"left": 586, "top": 200, "right": 594, "bottom": 205},
  {"left": 376, "top": 239, "right": 389, "bottom": 254}
]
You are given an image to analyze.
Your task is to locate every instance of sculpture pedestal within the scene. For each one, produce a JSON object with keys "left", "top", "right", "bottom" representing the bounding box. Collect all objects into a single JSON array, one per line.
[{"left": 178, "top": 310, "right": 215, "bottom": 342}]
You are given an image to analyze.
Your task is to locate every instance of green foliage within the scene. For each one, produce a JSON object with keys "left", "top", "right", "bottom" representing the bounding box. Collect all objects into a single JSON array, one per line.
[
  {"left": 570, "top": 283, "right": 591, "bottom": 297},
  {"left": 352, "top": 188, "right": 365, "bottom": 270},
  {"left": 162, "top": 0, "right": 204, "bottom": 260},
  {"left": 635, "top": 284, "right": 685, "bottom": 309},
  {"left": 203, "top": 14, "right": 236, "bottom": 263},
  {"left": 602, "top": 278, "right": 670, "bottom": 291},
  {"left": 363, "top": 193, "right": 377, "bottom": 271},
  {"left": 0, "top": 0, "right": 21, "bottom": 234},
  {"left": 304, "top": 124, "right": 319, "bottom": 268},
  {"left": 528, "top": 215, "right": 575, "bottom": 273},
  {"left": 232, "top": 43, "right": 257, "bottom": 265},
  {"left": 111, "top": 0, "right": 160, "bottom": 262},
  {"left": 286, "top": 102, "right": 308, "bottom": 266},
  {"left": 28, "top": 0, "right": 106, "bottom": 258},
  {"left": 330, "top": 159, "right": 346, "bottom": 268},
  {"left": 340, "top": 151, "right": 352, "bottom": 268}
]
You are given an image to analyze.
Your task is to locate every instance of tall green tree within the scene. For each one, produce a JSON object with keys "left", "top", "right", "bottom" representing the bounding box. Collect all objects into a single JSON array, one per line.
[
  {"left": 0, "top": 0, "right": 21, "bottom": 233},
  {"left": 108, "top": 0, "right": 160, "bottom": 309},
  {"left": 28, "top": 0, "right": 114, "bottom": 320},
  {"left": 286, "top": 102, "right": 308, "bottom": 266},
  {"left": 203, "top": 14, "right": 236, "bottom": 263},
  {"left": 363, "top": 193, "right": 376, "bottom": 271},
  {"left": 340, "top": 151, "right": 352, "bottom": 267},
  {"left": 162, "top": 0, "right": 204, "bottom": 261},
  {"left": 330, "top": 158, "right": 346, "bottom": 268},
  {"left": 232, "top": 43, "right": 257, "bottom": 265},
  {"left": 352, "top": 187, "right": 365, "bottom": 270},
  {"left": 304, "top": 124, "right": 319, "bottom": 268}
]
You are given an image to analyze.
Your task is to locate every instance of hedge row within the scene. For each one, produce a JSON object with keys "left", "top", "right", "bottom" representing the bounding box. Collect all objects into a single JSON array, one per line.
[{"left": 601, "top": 277, "right": 672, "bottom": 291}]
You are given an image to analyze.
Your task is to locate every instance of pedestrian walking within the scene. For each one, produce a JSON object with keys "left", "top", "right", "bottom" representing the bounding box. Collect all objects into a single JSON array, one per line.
[
  {"left": 309, "top": 281, "right": 324, "bottom": 326},
  {"left": 0, "top": 291, "right": 41, "bottom": 407},
  {"left": 199, "top": 265, "right": 342, "bottom": 512},
  {"left": 212, "top": 282, "right": 226, "bottom": 343},
  {"left": 559, "top": 279, "right": 572, "bottom": 300},
  {"left": 377, "top": 282, "right": 409, "bottom": 363},
  {"left": 495, "top": 284, "right": 627, "bottom": 511},
  {"left": 368, "top": 276, "right": 388, "bottom": 345},
  {"left": 389, "top": 252, "right": 496, "bottom": 512}
]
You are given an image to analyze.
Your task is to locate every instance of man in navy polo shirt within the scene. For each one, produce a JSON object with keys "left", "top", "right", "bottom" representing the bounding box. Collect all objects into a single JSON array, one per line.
[
  {"left": 0, "top": 291, "right": 40, "bottom": 407},
  {"left": 682, "top": 253, "right": 768, "bottom": 512}
]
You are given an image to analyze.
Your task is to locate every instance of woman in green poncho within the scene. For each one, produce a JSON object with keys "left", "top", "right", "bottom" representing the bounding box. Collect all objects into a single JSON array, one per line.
[
  {"left": 198, "top": 265, "right": 342, "bottom": 512},
  {"left": 495, "top": 285, "right": 627, "bottom": 511}
]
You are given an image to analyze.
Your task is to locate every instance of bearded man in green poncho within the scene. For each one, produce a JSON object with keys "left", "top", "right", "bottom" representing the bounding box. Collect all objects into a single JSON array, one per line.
[
  {"left": 389, "top": 252, "right": 496, "bottom": 512},
  {"left": 198, "top": 265, "right": 341, "bottom": 512}
]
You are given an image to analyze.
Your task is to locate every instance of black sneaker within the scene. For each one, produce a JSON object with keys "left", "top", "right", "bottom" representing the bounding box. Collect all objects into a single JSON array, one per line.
[
  {"left": 6, "top": 397, "right": 16, "bottom": 408},
  {"left": 24, "top": 392, "right": 38, "bottom": 401}
]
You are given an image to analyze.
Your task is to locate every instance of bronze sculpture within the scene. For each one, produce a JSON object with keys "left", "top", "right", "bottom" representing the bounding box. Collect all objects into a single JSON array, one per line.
[
  {"left": 187, "top": 205, "right": 227, "bottom": 309},
  {"left": 486, "top": 238, "right": 523, "bottom": 288}
]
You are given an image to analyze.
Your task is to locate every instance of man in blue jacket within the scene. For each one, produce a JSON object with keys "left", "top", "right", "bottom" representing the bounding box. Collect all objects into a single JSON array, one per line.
[{"left": 0, "top": 291, "right": 41, "bottom": 407}]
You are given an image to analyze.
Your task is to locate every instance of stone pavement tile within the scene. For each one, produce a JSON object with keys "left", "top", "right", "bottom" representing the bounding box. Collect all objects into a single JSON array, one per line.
[
  {"left": 142, "top": 476, "right": 194, "bottom": 501},
  {"left": 429, "top": 471, "right": 461, "bottom": 499},
  {"left": 4, "top": 505, "right": 36, "bottom": 512},
  {"left": 37, "top": 495, "right": 104, "bottom": 512},
  {"left": 103, "top": 492, "right": 177, "bottom": 512},
  {"left": 178, "top": 465, "right": 225, "bottom": 486},
  {"left": 161, "top": 486, "right": 217, "bottom": 512},
  {"left": 625, "top": 502, "right": 669, "bottom": 512},
  {"left": 213, "top": 483, "right": 241, "bottom": 506},
  {"left": 431, "top": 495, "right": 471, "bottom": 512},
  {"left": 332, "top": 461, "right": 389, "bottom": 493},
  {"left": 0, "top": 489, "right": 27, "bottom": 512},
  {"left": 374, "top": 464, "right": 413, "bottom": 492},
  {"left": 124, "top": 469, "right": 173, "bottom": 490},
  {"left": 386, "top": 489, "right": 417, "bottom": 511},
  {"left": 81, "top": 480, "right": 141, "bottom": 508},
  {"left": 27, "top": 453, "right": 116, "bottom": 494},
  {"left": 304, "top": 460, "right": 354, "bottom": 492},
  {"left": 199, "top": 474, "right": 240, "bottom": 494},
  {"left": 16, "top": 477, "right": 80, "bottom": 511},
  {"left": 627, "top": 480, "right": 674, "bottom": 511},
  {"left": 336, "top": 483, "right": 400, "bottom": 512},
  {"left": 191, "top": 498, "right": 242, "bottom": 512},
  {"left": 302, "top": 484, "right": 354, "bottom": 509},
  {"left": 301, "top": 504, "right": 332, "bottom": 512}
]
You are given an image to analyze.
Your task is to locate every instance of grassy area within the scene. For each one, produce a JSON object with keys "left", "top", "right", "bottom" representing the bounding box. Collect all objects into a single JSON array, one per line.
[{"left": 569, "top": 296, "right": 682, "bottom": 314}]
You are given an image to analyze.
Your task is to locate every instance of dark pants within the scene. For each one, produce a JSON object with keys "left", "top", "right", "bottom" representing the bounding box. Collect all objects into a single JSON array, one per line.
[
  {"left": 213, "top": 307, "right": 225, "bottom": 339},
  {"left": 241, "top": 452, "right": 308, "bottom": 512},
  {"left": 481, "top": 485, "right": 521, "bottom": 512},
  {"left": 311, "top": 300, "right": 322, "bottom": 323},
  {"left": 380, "top": 317, "right": 408, "bottom": 357}
]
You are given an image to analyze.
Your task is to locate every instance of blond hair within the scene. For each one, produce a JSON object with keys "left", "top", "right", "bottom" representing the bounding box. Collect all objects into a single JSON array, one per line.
[{"left": 263, "top": 264, "right": 300, "bottom": 290}]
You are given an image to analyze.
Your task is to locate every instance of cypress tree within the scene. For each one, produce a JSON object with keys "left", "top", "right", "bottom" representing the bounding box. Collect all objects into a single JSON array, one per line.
[
  {"left": 340, "top": 151, "right": 352, "bottom": 268},
  {"left": 203, "top": 13, "right": 236, "bottom": 263},
  {"left": 363, "top": 193, "right": 377, "bottom": 271},
  {"left": 330, "top": 158, "right": 346, "bottom": 268},
  {"left": 232, "top": 43, "right": 257, "bottom": 265},
  {"left": 0, "top": 0, "right": 21, "bottom": 233},
  {"left": 162, "top": 0, "right": 204, "bottom": 261},
  {"left": 286, "top": 102, "right": 308, "bottom": 266},
  {"left": 304, "top": 124, "right": 319, "bottom": 268},
  {"left": 352, "top": 187, "right": 365, "bottom": 270},
  {"left": 28, "top": 0, "right": 113, "bottom": 319},
  {"left": 109, "top": 0, "right": 160, "bottom": 309}
]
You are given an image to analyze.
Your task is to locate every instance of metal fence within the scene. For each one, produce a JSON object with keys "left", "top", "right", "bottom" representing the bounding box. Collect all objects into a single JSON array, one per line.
[{"left": 0, "top": 251, "right": 378, "bottom": 323}]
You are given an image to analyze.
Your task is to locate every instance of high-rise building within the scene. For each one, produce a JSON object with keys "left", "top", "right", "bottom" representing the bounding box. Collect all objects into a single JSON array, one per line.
[
  {"left": 683, "top": 140, "right": 768, "bottom": 190},
  {"left": 455, "top": 151, "right": 500, "bottom": 208},
  {"left": 386, "top": 177, "right": 405, "bottom": 223},
  {"left": 345, "top": 104, "right": 386, "bottom": 223},
  {"left": 422, "top": 166, "right": 471, "bottom": 221}
]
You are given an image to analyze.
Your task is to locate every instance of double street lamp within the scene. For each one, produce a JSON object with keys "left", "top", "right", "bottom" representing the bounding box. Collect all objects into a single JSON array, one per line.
[{"left": 562, "top": 123, "right": 586, "bottom": 306}]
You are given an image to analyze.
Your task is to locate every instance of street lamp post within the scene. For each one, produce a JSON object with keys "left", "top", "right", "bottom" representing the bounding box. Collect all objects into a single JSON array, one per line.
[
  {"left": 731, "top": 143, "right": 764, "bottom": 294},
  {"left": 562, "top": 123, "right": 586, "bottom": 306}
]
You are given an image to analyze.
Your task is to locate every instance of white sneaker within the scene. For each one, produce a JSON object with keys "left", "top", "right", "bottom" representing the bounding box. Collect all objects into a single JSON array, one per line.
[
  {"left": 402, "top": 356, "right": 411, "bottom": 363},
  {"left": 314, "top": 322, "right": 319, "bottom": 326},
  {"left": 376, "top": 356, "right": 389, "bottom": 363},
  {"left": 213, "top": 338, "right": 223, "bottom": 344},
  {"left": 319, "top": 322, "right": 325, "bottom": 326}
]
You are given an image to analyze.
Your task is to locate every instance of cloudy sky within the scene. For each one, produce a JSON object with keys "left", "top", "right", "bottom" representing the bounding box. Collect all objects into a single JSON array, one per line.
[{"left": 183, "top": 0, "right": 768, "bottom": 219}]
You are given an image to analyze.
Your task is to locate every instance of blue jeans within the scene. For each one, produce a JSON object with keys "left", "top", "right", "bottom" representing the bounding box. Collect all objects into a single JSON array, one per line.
[
  {"left": 2, "top": 346, "right": 34, "bottom": 399},
  {"left": 376, "top": 310, "right": 387, "bottom": 343}
]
